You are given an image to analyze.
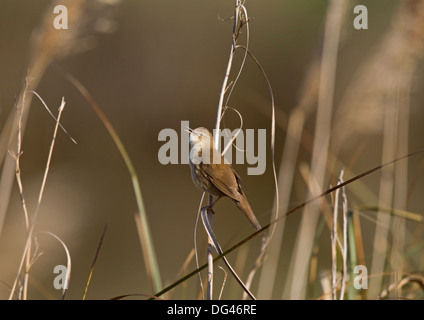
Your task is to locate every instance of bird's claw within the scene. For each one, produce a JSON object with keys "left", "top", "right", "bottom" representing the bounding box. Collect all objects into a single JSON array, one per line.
[{"left": 206, "top": 205, "right": 215, "bottom": 215}]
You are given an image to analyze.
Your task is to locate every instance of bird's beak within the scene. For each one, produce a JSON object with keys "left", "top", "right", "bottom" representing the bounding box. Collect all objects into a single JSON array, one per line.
[{"left": 185, "top": 127, "right": 199, "bottom": 136}]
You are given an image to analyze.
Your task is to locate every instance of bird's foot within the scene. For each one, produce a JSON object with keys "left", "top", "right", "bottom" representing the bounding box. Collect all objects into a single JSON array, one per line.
[{"left": 205, "top": 205, "right": 215, "bottom": 215}]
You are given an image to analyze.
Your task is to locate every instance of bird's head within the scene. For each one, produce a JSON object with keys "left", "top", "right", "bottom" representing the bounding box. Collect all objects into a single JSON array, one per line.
[{"left": 188, "top": 127, "right": 213, "bottom": 148}]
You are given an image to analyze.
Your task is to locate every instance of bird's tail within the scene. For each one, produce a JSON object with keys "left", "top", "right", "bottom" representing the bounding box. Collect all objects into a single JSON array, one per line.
[{"left": 236, "top": 195, "right": 261, "bottom": 231}]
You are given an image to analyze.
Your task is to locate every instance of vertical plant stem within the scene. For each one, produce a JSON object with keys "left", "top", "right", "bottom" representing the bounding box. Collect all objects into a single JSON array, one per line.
[
  {"left": 369, "top": 94, "right": 397, "bottom": 298},
  {"left": 259, "top": 55, "right": 320, "bottom": 300},
  {"left": 200, "top": 206, "right": 256, "bottom": 300},
  {"left": 9, "top": 82, "right": 32, "bottom": 300},
  {"left": 82, "top": 223, "right": 108, "bottom": 300},
  {"left": 331, "top": 175, "right": 341, "bottom": 300},
  {"left": 347, "top": 210, "right": 358, "bottom": 299},
  {"left": 208, "top": 0, "right": 240, "bottom": 300},
  {"left": 214, "top": 0, "right": 240, "bottom": 145},
  {"left": 285, "top": 0, "right": 346, "bottom": 299},
  {"left": 9, "top": 97, "right": 66, "bottom": 300},
  {"left": 389, "top": 66, "right": 411, "bottom": 298},
  {"left": 339, "top": 175, "right": 348, "bottom": 300},
  {"left": 64, "top": 73, "right": 162, "bottom": 293},
  {"left": 207, "top": 199, "right": 214, "bottom": 300},
  {"left": 194, "top": 192, "right": 206, "bottom": 299}
]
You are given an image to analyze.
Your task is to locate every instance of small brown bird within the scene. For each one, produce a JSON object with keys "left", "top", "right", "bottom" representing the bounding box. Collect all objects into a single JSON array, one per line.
[{"left": 188, "top": 127, "right": 261, "bottom": 230}]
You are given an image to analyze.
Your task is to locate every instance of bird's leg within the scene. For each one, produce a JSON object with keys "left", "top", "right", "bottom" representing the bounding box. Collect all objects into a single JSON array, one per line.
[{"left": 205, "top": 195, "right": 222, "bottom": 214}]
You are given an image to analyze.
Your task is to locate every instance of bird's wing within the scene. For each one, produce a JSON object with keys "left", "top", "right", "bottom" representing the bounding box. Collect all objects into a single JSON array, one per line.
[
  {"left": 230, "top": 165, "right": 248, "bottom": 192},
  {"left": 199, "top": 161, "right": 241, "bottom": 201}
]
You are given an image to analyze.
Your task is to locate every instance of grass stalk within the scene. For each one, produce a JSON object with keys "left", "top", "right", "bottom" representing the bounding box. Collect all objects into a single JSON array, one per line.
[
  {"left": 206, "top": 207, "right": 214, "bottom": 300},
  {"left": 43, "top": 232, "right": 72, "bottom": 300},
  {"left": 257, "top": 55, "right": 318, "bottom": 299},
  {"left": 9, "top": 97, "right": 67, "bottom": 299},
  {"left": 207, "top": 0, "right": 242, "bottom": 299},
  {"left": 285, "top": 0, "right": 347, "bottom": 299},
  {"left": 339, "top": 174, "right": 348, "bottom": 300},
  {"left": 82, "top": 222, "right": 108, "bottom": 300},
  {"left": 389, "top": 64, "right": 412, "bottom": 299},
  {"left": 331, "top": 172, "right": 341, "bottom": 300},
  {"left": 368, "top": 96, "right": 397, "bottom": 298},
  {"left": 63, "top": 72, "right": 162, "bottom": 293}
]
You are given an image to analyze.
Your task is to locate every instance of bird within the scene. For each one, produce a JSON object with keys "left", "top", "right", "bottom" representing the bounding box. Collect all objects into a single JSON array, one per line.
[{"left": 188, "top": 127, "right": 261, "bottom": 231}]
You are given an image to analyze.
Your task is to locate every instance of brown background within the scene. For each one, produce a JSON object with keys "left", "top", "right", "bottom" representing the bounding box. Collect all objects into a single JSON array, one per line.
[{"left": 0, "top": 0, "right": 423, "bottom": 299}]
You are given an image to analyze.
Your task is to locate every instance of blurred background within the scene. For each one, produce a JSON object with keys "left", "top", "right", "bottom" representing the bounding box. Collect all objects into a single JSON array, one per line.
[{"left": 0, "top": 0, "right": 423, "bottom": 300}]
